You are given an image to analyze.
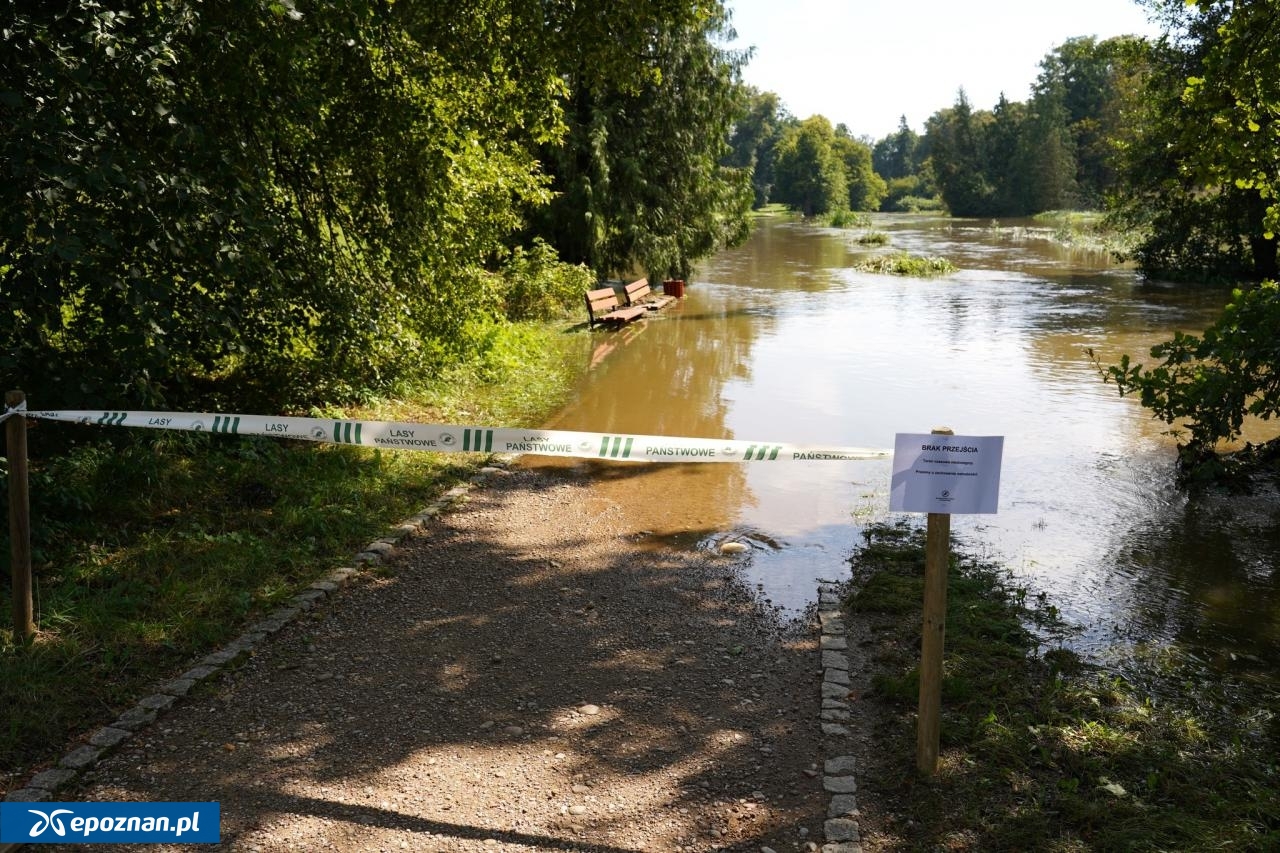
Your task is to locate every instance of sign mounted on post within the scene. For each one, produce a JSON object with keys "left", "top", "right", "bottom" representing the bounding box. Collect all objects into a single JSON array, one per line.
[{"left": 889, "top": 433, "right": 1004, "bottom": 515}]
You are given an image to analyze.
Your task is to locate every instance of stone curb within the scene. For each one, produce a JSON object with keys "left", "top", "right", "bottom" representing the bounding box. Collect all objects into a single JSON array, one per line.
[
  {"left": 817, "top": 580, "right": 863, "bottom": 852},
  {"left": 4, "top": 459, "right": 508, "bottom": 809}
]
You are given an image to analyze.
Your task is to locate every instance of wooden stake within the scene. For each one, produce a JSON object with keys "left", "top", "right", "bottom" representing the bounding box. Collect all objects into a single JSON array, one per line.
[
  {"left": 916, "top": 426, "right": 953, "bottom": 776},
  {"left": 6, "top": 390, "right": 34, "bottom": 644}
]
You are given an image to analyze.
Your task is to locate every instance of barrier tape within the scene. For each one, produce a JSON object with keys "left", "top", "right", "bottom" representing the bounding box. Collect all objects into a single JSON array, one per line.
[
  {"left": 0, "top": 400, "right": 27, "bottom": 426},
  {"left": 26, "top": 410, "right": 891, "bottom": 464}
]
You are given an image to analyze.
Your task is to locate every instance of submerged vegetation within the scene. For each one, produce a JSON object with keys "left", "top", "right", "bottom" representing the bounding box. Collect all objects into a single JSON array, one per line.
[
  {"left": 848, "top": 523, "right": 1278, "bottom": 852},
  {"left": 854, "top": 253, "right": 957, "bottom": 277}
]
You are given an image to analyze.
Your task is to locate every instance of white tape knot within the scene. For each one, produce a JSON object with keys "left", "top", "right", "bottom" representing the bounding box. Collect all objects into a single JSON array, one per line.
[{"left": 0, "top": 400, "right": 28, "bottom": 425}]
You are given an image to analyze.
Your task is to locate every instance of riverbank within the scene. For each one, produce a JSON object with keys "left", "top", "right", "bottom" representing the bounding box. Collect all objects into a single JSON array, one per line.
[
  {"left": 840, "top": 523, "right": 1278, "bottom": 852},
  {"left": 0, "top": 320, "right": 589, "bottom": 793}
]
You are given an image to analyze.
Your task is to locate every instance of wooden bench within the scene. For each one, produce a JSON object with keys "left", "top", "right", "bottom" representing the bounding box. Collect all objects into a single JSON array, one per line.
[
  {"left": 585, "top": 286, "right": 647, "bottom": 328},
  {"left": 622, "top": 278, "right": 676, "bottom": 312}
]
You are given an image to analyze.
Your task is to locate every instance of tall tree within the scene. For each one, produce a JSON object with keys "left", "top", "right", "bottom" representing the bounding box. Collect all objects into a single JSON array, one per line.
[
  {"left": 833, "top": 128, "right": 888, "bottom": 212},
  {"left": 872, "top": 116, "right": 920, "bottom": 181},
  {"left": 1110, "top": 0, "right": 1277, "bottom": 281},
  {"left": 527, "top": 1, "right": 751, "bottom": 278},
  {"left": 927, "top": 90, "right": 997, "bottom": 217},
  {"left": 771, "top": 115, "right": 848, "bottom": 217},
  {"left": 727, "top": 88, "right": 788, "bottom": 209},
  {"left": 0, "top": 0, "right": 563, "bottom": 409}
]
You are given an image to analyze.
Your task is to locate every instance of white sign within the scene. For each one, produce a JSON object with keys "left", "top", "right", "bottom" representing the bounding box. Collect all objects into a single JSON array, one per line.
[{"left": 889, "top": 433, "right": 1004, "bottom": 515}]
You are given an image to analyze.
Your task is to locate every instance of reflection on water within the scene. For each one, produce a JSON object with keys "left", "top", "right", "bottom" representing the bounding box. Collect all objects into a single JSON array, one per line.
[{"left": 530, "top": 215, "right": 1280, "bottom": 680}]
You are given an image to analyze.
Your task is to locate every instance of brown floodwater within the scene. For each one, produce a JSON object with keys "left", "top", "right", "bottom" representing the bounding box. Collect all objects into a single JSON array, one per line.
[{"left": 525, "top": 214, "right": 1280, "bottom": 681}]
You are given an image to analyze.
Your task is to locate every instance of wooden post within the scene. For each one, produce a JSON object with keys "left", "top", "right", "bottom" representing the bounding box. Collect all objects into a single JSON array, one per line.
[
  {"left": 916, "top": 426, "right": 953, "bottom": 776},
  {"left": 6, "top": 390, "right": 34, "bottom": 644}
]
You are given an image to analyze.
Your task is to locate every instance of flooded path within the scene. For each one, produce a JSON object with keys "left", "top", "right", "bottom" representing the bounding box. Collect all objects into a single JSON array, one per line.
[{"left": 530, "top": 214, "right": 1280, "bottom": 681}]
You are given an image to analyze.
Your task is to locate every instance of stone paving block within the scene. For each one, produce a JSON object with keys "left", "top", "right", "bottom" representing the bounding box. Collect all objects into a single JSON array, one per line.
[
  {"left": 821, "top": 723, "right": 852, "bottom": 737},
  {"left": 825, "top": 755, "right": 858, "bottom": 775},
  {"left": 821, "top": 842, "right": 862, "bottom": 853},
  {"left": 824, "top": 819, "right": 861, "bottom": 843},
  {"left": 825, "top": 668, "right": 850, "bottom": 685},
  {"left": 309, "top": 580, "right": 339, "bottom": 593},
  {"left": 4, "top": 788, "right": 50, "bottom": 802},
  {"left": 326, "top": 568, "right": 358, "bottom": 585},
  {"left": 822, "top": 650, "right": 849, "bottom": 670},
  {"left": 60, "top": 744, "right": 103, "bottom": 770},
  {"left": 137, "top": 693, "right": 176, "bottom": 712},
  {"left": 353, "top": 551, "right": 382, "bottom": 565},
  {"left": 821, "top": 682, "right": 850, "bottom": 700},
  {"left": 200, "top": 648, "right": 241, "bottom": 667},
  {"left": 822, "top": 698, "right": 850, "bottom": 710},
  {"left": 179, "top": 664, "right": 219, "bottom": 683},
  {"left": 159, "top": 677, "right": 198, "bottom": 697},
  {"left": 268, "top": 605, "right": 302, "bottom": 623},
  {"left": 828, "top": 794, "right": 858, "bottom": 818},
  {"left": 88, "top": 727, "right": 132, "bottom": 750},
  {"left": 365, "top": 540, "right": 396, "bottom": 555},
  {"left": 383, "top": 525, "right": 415, "bottom": 542},
  {"left": 823, "top": 775, "right": 858, "bottom": 794},
  {"left": 819, "top": 635, "right": 848, "bottom": 651},
  {"left": 821, "top": 709, "right": 850, "bottom": 723},
  {"left": 112, "top": 706, "right": 158, "bottom": 732},
  {"left": 29, "top": 768, "right": 77, "bottom": 792},
  {"left": 290, "top": 589, "right": 326, "bottom": 607}
]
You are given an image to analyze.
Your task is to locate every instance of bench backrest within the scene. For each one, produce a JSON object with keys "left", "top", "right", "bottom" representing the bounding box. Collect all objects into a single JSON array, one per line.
[
  {"left": 585, "top": 286, "right": 624, "bottom": 324},
  {"left": 623, "top": 278, "right": 652, "bottom": 305}
]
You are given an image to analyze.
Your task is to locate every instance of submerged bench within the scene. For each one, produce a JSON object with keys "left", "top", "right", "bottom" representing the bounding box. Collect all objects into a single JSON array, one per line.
[
  {"left": 622, "top": 278, "right": 676, "bottom": 312},
  {"left": 585, "top": 286, "right": 647, "bottom": 328}
]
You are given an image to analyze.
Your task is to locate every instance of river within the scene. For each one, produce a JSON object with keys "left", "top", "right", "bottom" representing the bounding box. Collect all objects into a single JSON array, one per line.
[{"left": 529, "top": 213, "right": 1280, "bottom": 685}]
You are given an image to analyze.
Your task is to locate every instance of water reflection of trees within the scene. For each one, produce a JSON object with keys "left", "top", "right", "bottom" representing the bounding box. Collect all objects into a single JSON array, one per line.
[
  {"left": 700, "top": 219, "right": 856, "bottom": 293},
  {"left": 537, "top": 283, "right": 780, "bottom": 538},
  {"left": 1097, "top": 489, "right": 1280, "bottom": 685}
]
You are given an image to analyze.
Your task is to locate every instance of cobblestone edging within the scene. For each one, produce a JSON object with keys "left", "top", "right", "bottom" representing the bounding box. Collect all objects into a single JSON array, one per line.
[
  {"left": 1, "top": 460, "right": 514, "bottom": 820},
  {"left": 817, "top": 581, "right": 863, "bottom": 852}
]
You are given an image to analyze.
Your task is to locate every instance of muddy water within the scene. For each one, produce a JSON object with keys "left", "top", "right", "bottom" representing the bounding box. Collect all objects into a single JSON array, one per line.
[{"left": 528, "top": 215, "right": 1280, "bottom": 678}]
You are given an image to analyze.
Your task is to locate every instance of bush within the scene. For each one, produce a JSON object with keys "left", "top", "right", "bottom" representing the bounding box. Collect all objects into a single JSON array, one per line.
[
  {"left": 1097, "top": 280, "right": 1280, "bottom": 474},
  {"left": 499, "top": 239, "right": 596, "bottom": 322},
  {"left": 827, "top": 210, "right": 872, "bottom": 229},
  {"left": 855, "top": 253, "right": 957, "bottom": 276}
]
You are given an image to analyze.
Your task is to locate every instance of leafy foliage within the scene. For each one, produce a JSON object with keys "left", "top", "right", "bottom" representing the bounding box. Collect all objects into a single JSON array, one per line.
[
  {"left": 771, "top": 115, "right": 848, "bottom": 217},
  {"left": 1109, "top": 1, "right": 1278, "bottom": 281},
  {"left": 1100, "top": 281, "right": 1280, "bottom": 465},
  {"left": 498, "top": 239, "right": 595, "bottom": 322},
  {"left": 528, "top": 1, "right": 752, "bottom": 282},
  {"left": 1, "top": 0, "right": 748, "bottom": 412}
]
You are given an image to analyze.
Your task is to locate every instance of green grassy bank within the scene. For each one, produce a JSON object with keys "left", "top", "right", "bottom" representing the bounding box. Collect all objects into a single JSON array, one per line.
[
  {"left": 0, "top": 320, "right": 589, "bottom": 789},
  {"left": 847, "top": 522, "right": 1278, "bottom": 852}
]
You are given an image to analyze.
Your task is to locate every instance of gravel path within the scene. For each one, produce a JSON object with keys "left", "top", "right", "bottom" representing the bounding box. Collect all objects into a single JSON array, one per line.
[{"left": 54, "top": 462, "right": 832, "bottom": 851}]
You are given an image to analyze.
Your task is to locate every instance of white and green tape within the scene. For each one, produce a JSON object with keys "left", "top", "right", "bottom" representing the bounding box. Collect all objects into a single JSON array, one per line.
[{"left": 26, "top": 410, "right": 891, "bottom": 463}]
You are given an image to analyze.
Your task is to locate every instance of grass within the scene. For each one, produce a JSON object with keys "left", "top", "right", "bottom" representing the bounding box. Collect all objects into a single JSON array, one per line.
[
  {"left": 827, "top": 210, "right": 873, "bottom": 229},
  {"left": 854, "top": 231, "right": 890, "bottom": 246},
  {"left": 854, "top": 252, "right": 957, "bottom": 277},
  {"left": 985, "top": 209, "right": 1142, "bottom": 258},
  {"left": 847, "top": 522, "right": 1279, "bottom": 852},
  {"left": 0, "top": 320, "right": 588, "bottom": 787}
]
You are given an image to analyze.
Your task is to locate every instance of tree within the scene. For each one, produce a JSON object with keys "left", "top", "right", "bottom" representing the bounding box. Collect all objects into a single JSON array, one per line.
[
  {"left": 1109, "top": 0, "right": 1278, "bottom": 281},
  {"left": 772, "top": 116, "right": 848, "bottom": 217},
  {"left": 526, "top": 1, "right": 751, "bottom": 279},
  {"left": 727, "top": 88, "right": 788, "bottom": 208},
  {"left": 833, "top": 129, "right": 888, "bottom": 212},
  {"left": 0, "top": 0, "right": 563, "bottom": 409},
  {"left": 872, "top": 116, "right": 920, "bottom": 181},
  {"left": 1103, "top": 1, "right": 1280, "bottom": 476},
  {"left": 927, "top": 90, "right": 997, "bottom": 217}
]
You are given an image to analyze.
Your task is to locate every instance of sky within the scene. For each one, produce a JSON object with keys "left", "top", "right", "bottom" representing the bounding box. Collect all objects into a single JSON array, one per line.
[{"left": 724, "top": 0, "right": 1163, "bottom": 141}]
